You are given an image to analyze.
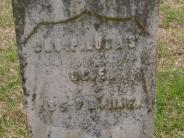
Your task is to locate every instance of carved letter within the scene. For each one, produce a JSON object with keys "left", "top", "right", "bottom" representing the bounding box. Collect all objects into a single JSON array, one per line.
[
  {"left": 44, "top": 39, "right": 53, "bottom": 53},
  {"left": 34, "top": 42, "right": 42, "bottom": 53},
  {"left": 54, "top": 39, "right": 62, "bottom": 52}
]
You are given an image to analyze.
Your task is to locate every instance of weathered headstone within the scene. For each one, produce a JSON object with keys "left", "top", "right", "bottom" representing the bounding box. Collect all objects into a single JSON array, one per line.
[{"left": 12, "top": 0, "right": 158, "bottom": 138}]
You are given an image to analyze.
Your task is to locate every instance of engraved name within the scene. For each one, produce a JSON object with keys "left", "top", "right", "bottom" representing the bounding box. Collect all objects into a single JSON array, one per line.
[{"left": 33, "top": 34, "right": 137, "bottom": 53}]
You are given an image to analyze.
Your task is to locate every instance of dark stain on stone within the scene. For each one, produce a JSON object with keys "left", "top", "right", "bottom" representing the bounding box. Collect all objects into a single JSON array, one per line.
[
  {"left": 140, "top": 67, "right": 148, "bottom": 94},
  {"left": 63, "top": 0, "right": 71, "bottom": 17},
  {"left": 11, "top": 0, "right": 26, "bottom": 45},
  {"left": 93, "top": 22, "right": 102, "bottom": 31},
  {"left": 23, "top": 86, "right": 30, "bottom": 97},
  {"left": 88, "top": 107, "right": 95, "bottom": 113},
  {"left": 96, "top": 95, "right": 103, "bottom": 104},
  {"left": 88, "top": 0, "right": 104, "bottom": 12},
  {"left": 24, "top": 99, "right": 28, "bottom": 107},
  {"left": 60, "top": 103, "right": 68, "bottom": 112},
  {"left": 28, "top": 125, "right": 33, "bottom": 138},
  {"left": 18, "top": 54, "right": 29, "bottom": 97},
  {"left": 48, "top": 131, "right": 51, "bottom": 138},
  {"left": 148, "top": 107, "right": 152, "bottom": 113},
  {"left": 76, "top": 101, "right": 84, "bottom": 111},
  {"left": 94, "top": 131, "right": 101, "bottom": 138},
  {"left": 32, "top": 93, "right": 36, "bottom": 102}
]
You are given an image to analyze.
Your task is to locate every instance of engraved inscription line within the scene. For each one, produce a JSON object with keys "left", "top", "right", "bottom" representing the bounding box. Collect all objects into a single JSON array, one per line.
[
  {"left": 43, "top": 97, "right": 138, "bottom": 114},
  {"left": 23, "top": 10, "right": 148, "bottom": 44}
]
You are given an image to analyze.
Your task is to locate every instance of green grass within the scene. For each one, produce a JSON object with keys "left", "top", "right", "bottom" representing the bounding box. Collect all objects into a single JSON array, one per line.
[
  {"left": 0, "top": 31, "right": 28, "bottom": 137},
  {"left": 0, "top": 0, "right": 14, "bottom": 28},
  {"left": 0, "top": 0, "right": 184, "bottom": 137},
  {"left": 0, "top": 1, "right": 28, "bottom": 137},
  {"left": 158, "top": 41, "right": 169, "bottom": 59},
  {"left": 160, "top": 1, "right": 184, "bottom": 28},
  {"left": 156, "top": 1, "right": 184, "bottom": 136},
  {"left": 155, "top": 71, "right": 184, "bottom": 137}
]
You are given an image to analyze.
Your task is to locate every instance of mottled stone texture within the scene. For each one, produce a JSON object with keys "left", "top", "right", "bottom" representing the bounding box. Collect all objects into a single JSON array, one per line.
[{"left": 12, "top": 0, "right": 158, "bottom": 138}]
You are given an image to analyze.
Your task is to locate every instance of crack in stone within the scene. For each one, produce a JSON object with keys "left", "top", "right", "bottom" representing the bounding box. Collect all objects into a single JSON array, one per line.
[{"left": 23, "top": 10, "right": 148, "bottom": 44}]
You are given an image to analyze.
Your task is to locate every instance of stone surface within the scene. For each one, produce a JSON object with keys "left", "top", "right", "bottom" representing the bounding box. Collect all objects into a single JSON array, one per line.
[{"left": 12, "top": 0, "right": 158, "bottom": 138}]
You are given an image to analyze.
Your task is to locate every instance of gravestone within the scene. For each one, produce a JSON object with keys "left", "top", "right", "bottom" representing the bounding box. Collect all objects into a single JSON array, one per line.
[{"left": 12, "top": 0, "right": 158, "bottom": 138}]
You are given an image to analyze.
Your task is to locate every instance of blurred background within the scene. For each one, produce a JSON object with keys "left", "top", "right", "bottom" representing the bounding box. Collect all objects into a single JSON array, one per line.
[{"left": 0, "top": 0, "right": 183, "bottom": 137}]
